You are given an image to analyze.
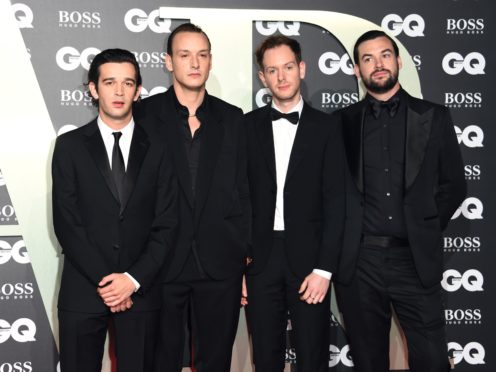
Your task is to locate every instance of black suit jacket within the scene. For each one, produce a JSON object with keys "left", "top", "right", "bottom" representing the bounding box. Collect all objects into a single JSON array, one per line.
[
  {"left": 136, "top": 89, "right": 250, "bottom": 281},
  {"left": 337, "top": 91, "right": 466, "bottom": 287},
  {"left": 245, "top": 103, "right": 344, "bottom": 278},
  {"left": 52, "top": 118, "right": 177, "bottom": 313}
]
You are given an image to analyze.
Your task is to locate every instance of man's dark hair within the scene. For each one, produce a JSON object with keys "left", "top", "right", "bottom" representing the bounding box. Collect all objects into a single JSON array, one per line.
[
  {"left": 353, "top": 30, "right": 399, "bottom": 65},
  {"left": 87, "top": 48, "right": 141, "bottom": 106},
  {"left": 167, "top": 23, "right": 211, "bottom": 56},
  {"left": 255, "top": 35, "right": 302, "bottom": 70}
]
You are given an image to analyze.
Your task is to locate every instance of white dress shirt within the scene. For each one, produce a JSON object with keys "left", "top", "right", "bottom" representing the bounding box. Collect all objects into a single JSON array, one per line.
[
  {"left": 270, "top": 99, "right": 331, "bottom": 280},
  {"left": 97, "top": 116, "right": 140, "bottom": 291}
]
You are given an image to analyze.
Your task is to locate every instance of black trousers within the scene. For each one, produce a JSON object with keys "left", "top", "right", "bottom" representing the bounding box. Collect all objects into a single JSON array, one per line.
[
  {"left": 335, "top": 243, "right": 450, "bottom": 372},
  {"left": 153, "top": 273, "right": 242, "bottom": 372},
  {"left": 58, "top": 309, "right": 159, "bottom": 372},
  {"left": 246, "top": 236, "right": 330, "bottom": 372}
]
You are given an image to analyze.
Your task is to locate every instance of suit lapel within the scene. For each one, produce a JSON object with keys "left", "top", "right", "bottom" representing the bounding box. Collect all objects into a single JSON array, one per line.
[
  {"left": 404, "top": 98, "right": 433, "bottom": 190},
  {"left": 342, "top": 101, "right": 365, "bottom": 194},
  {"left": 194, "top": 101, "right": 224, "bottom": 224},
  {"left": 160, "top": 91, "right": 195, "bottom": 208},
  {"left": 120, "top": 124, "right": 149, "bottom": 212},
  {"left": 285, "top": 104, "right": 311, "bottom": 184},
  {"left": 84, "top": 121, "right": 120, "bottom": 203},
  {"left": 254, "top": 105, "right": 276, "bottom": 184}
]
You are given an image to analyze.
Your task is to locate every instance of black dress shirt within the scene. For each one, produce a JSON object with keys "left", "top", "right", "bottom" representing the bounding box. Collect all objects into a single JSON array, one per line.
[{"left": 362, "top": 88, "right": 408, "bottom": 239}]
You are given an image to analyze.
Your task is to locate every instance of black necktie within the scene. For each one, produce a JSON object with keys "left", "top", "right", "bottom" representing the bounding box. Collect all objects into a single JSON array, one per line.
[
  {"left": 370, "top": 96, "right": 400, "bottom": 119},
  {"left": 111, "top": 132, "right": 125, "bottom": 202},
  {"left": 270, "top": 108, "right": 299, "bottom": 124}
]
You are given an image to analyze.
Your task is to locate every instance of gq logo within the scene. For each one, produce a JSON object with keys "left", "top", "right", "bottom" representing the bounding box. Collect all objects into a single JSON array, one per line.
[
  {"left": 441, "top": 269, "right": 483, "bottom": 292},
  {"left": 329, "top": 344, "right": 353, "bottom": 367},
  {"left": 255, "top": 88, "right": 272, "bottom": 108},
  {"left": 442, "top": 52, "right": 485, "bottom": 75},
  {"left": 56, "top": 46, "right": 101, "bottom": 71},
  {"left": 0, "top": 318, "right": 36, "bottom": 343},
  {"left": 0, "top": 240, "right": 29, "bottom": 265},
  {"left": 454, "top": 125, "right": 484, "bottom": 148},
  {"left": 381, "top": 14, "right": 425, "bottom": 37},
  {"left": 255, "top": 21, "right": 300, "bottom": 36},
  {"left": 141, "top": 86, "right": 167, "bottom": 99},
  {"left": 124, "top": 8, "right": 171, "bottom": 33},
  {"left": 11, "top": 3, "right": 33, "bottom": 29},
  {"left": 451, "top": 197, "right": 483, "bottom": 220},
  {"left": 318, "top": 52, "right": 354, "bottom": 75},
  {"left": 448, "top": 342, "right": 485, "bottom": 365}
]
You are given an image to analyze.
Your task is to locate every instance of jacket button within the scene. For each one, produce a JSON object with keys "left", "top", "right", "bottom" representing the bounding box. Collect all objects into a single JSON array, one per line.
[
  {"left": 119, "top": 215, "right": 124, "bottom": 221},
  {"left": 113, "top": 244, "right": 120, "bottom": 250}
]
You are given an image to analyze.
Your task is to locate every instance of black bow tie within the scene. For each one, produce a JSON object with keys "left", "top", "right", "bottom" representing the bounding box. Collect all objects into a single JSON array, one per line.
[
  {"left": 270, "top": 108, "right": 299, "bottom": 124},
  {"left": 370, "top": 96, "right": 400, "bottom": 119}
]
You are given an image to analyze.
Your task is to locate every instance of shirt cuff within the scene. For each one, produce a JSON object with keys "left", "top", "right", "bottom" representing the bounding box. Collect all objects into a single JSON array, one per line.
[
  {"left": 312, "top": 269, "right": 332, "bottom": 280},
  {"left": 124, "top": 272, "right": 140, "bottom": 292}
]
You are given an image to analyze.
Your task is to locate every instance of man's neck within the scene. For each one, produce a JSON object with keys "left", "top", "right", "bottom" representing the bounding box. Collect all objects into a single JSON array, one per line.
[
  {"left": 367, "top": 83, "right": 401, "bottom": 102},
  {"left": 99, "top": 113, "right": 132, "bottom": 131},
  {"left": 173, "top": 84, "right": 206, "bottom": 114},
  {"left": 272, "top": 94, "right": 301, "bottom": 113}
]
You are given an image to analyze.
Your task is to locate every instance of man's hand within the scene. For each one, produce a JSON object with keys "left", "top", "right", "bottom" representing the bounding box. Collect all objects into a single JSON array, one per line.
[
  {"left": 97, "top": 273, "right": 136, "bottom": 307},
  {"left": 241, "top": 275, "right": 248, "bottom": 306},
  {"left": 110, "top": 297, "right": 134, "bottom": 313},
  {"left": 298, "top": 272, "right": 330, "bottom": 305}
]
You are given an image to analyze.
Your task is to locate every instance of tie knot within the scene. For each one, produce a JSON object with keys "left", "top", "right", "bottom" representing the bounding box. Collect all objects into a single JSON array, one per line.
[
  {"left": 370, "top": 96, "right": 400, "bottom": 119},
  {"left": 112, "top": 132, "right": 122, "bottom": 142},
  {"left": 270, "top": 108, "right": 299, "bottom": 125}
]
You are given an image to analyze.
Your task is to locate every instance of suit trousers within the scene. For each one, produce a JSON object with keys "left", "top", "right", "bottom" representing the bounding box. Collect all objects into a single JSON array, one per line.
[
  {"left": 58, "top": 309, "right": 159, "bottom": 372},
  {"left": 153, "top": 271, "right": 242, "bottom": 372},
  {"left": 335, "top": 243, "right": 450, "bottom": 372},
  {"left": 246, "top": 235, "right": 330, "bottom": 372}
]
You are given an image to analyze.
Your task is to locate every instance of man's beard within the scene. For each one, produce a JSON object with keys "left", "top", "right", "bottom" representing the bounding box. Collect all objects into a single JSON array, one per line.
[{"left": 362, "top": 69, "right": 398, "bottom": 94}]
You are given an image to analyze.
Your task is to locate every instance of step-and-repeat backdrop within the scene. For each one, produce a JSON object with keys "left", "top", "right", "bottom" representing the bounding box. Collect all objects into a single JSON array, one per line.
[{"left": 0, "top": 0, "right": 493, "bottom": 371}]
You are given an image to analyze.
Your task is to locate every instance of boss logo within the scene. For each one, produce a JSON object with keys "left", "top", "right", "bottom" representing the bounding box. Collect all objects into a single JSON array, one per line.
[
  {"left": 448, "top": 342, "right": 485, "bottom": 365},
  {"left": 329, "top": 344, "right": 354, "bottom": 367},
  {"left": 124, "top": 8, "right": 171, "bottom": 33},
  {"left": 321, "top": 91, "right": 359, "bottom": 109},
  {"left": 442, "top": 52, "right": 485, "bottom": 75},
  {"left": 56, "top": 46, "right": 100, "bottom": 71},
  {"left": 131, "top": 51, "right": 166, "bottom": 68},
  {"left": 11, "top": 3, "right": 33, "bottom": 29},
  {"left": 0, "top": 205, "right": 15, "bottom": 222},
  {"left": 60, "top": 89, "right": 93, "bottom": 106},
  {"left": 255, "top": 21, "right": 300, "bottom": 36},
  {"left": 445, "top": 92, "right": 482, "bottom": 108},
  {"left": 0, "top": 171, "right": 5, "bottom": 187},
  {"left": 445, "top": 309, "right": 482, "bottom": 324},
  {"left": 454, "top": 125, "right": 484, "bottom": 148},
  {"left": 441, "top": 269, "right": 483, "bottom": 292},
  {"left": 0, "top": 283, "right": 34, "bottom": 299},
  {"left": 0, "top": 240, "right": 29, "bottom": 265},
  {"left": 318, "top": 52, "right": 354, "bottom": 75},
  {"left": 285, "top": 348, "right": 297, "bottom": 363},
  {"left": 444, "top": 236, "right": 480, "bottom": 251},
  {"left": 451, "top": 197, "right": 483, "bottom": 220},
  {"left": 381, "top": 14, "right": 425, "bottom": 37},
  {"left": 0, "top": 362, "right": 32, "bottom": 372},
  {"left": 446, "top": 18, "right": 484, "bottom": 34},
  {"left": 413, "top": 55, "right": 422, "bottom": 70},
  {"left": 0, "top": 318, "right": 36, "bottom": 343},
  {"left": 255, "top": 88, "right": 272, "bottom": 108},
  {"left": 58, "top": 11, "right": 101, "bottom": 28},
  {"left": 464, "top": 165, "right": 481, "bottom": 180}
]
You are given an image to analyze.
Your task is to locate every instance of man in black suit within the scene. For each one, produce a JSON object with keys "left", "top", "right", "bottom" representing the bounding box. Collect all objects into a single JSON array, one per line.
[
  {"left": 52, "top": 49, "right": 177, "bottom": 372},
  {"left": 244, "top": 35, "right": 344, "bottom": 372},
  {"left": 136, "top": 24, "right": 250, "bottom": 372},
  {"left": 334, "top": 30, "right": 466, "bottom": 372}
]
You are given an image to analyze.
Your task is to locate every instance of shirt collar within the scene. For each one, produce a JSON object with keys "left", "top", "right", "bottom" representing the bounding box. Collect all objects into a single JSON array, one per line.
[
  {"left": 271, "top": 95, "right": 304, "bottom": 117},
  {"left": 97, "top": 116, "right": 135, "bottom": 138}
]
